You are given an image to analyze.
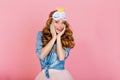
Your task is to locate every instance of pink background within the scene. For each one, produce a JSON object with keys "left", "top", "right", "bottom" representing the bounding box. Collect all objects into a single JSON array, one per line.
[{"left": 0, "top": 0, "right": 120, "bottom": 80}]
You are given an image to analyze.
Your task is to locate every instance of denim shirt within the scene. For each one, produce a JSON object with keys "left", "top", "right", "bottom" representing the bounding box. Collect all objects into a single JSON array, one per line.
[{"left": 36, "top": 31, "right": 70, "bottom": 78}]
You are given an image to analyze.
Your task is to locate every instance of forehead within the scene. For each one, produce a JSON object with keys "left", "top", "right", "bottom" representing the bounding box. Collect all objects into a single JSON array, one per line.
[{"left": 53, "top": 19, "right": 66, "bottom": 22}]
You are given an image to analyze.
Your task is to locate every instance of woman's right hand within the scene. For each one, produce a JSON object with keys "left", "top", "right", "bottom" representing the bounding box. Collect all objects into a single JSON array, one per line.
[{"left": 50, "top": 23, "right": 57, "bottom": 38}]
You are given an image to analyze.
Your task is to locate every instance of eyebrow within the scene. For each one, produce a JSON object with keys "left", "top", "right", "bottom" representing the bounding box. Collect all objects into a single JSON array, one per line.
[{"left": 54, "top": 20, "right": 65, "bottom": 23}]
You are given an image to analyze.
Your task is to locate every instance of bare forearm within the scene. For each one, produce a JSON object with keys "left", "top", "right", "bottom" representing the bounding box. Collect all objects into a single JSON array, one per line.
[
  {"left": 57, "top": 36, "right": 66, "bottom": 60},
  {"left": 40, "top": 36, "right": 56, "bottom": 59}
]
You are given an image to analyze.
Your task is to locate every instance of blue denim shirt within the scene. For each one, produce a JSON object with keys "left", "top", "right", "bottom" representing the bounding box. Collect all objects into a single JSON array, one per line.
[{"left": 36, "top": 31, "right": 70, "bottom": 78}]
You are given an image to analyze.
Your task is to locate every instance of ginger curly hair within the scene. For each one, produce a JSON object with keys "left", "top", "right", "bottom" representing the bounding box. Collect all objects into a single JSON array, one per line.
[{"left": 41, "top": 10, "right": 75, "bottom": 49}]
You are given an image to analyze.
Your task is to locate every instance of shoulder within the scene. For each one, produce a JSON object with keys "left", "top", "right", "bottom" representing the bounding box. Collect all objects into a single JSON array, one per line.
[
  {"left": 36, "top": 31, "right": 43, "bottom": 41},
  {"left": 37, "top": 31, "right": 43, "bottom": 38},
  {"left": 37, "top": 31, "right": 42, "bottom": 35},
  {"left": 36, "top": 31, "right": 43, "bottom": 44},
  {"left": 64, "top": 47, "right": 71, "bottom": 50}
]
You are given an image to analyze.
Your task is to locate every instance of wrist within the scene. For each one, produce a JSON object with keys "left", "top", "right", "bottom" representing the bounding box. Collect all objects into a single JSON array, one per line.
[
  {"left": 57, "top": 36, "right": 61, "bottom": 40},
  {"left": 52, "top": 36, "right": 57, "bottom": 40}
]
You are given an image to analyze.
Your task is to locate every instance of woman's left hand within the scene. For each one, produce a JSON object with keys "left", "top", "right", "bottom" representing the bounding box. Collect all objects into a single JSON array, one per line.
[{"left": 57, "top": 26, "right": 66, "bottom": 38}]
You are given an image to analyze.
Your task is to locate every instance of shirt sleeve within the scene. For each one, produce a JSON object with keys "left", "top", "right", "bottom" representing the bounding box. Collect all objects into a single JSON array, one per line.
[
  {"left": 36, "top": 31, "right": 44, "bottom": 61},
  {"left": 64, "top": 47, "right": 71, "bottom": 60}
]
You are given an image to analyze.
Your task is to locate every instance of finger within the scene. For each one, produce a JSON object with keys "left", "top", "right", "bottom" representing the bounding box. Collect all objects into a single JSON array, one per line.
[
  {"left": 50, "top": 23, "right": 54, "bottom": 31},
  {"left": 64, "top": 26, "right": 66, "bottom": 31},
  {"left": 62, "top": 26, "right": 66, "bottom": 33},
  {"left": 50, "top": 23, "right": 56, "bottom": 36}
]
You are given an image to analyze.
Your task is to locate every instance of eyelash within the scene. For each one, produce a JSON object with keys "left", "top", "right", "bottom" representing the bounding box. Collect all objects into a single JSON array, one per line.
[
  {"left": 62, "top": 22, "right": 65, "bottom": 24},
  {"left": 55, "top": 21, "right": 58, "bottom": 23},
  {"left": 55, "top": 21, "right": 65, "bottom": 24}
]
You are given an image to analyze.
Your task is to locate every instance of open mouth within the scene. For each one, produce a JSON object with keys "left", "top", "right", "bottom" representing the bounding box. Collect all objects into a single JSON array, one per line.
[{"left": 57, "top": 28, "right": 62, "bottom": 32}]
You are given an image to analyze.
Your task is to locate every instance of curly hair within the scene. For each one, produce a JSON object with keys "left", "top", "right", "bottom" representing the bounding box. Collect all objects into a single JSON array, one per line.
[{"left": 41, "top": 10, "right": 75, "bottom": 49}]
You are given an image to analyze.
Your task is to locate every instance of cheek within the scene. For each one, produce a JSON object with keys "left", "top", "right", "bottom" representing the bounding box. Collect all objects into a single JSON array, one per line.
[
  {"left": 54, "top": 23, "right": 58, "bottom": 27},
  {"left": 54, "top": 24, "right": 59, "bottom": 29},
  {"left": 62, "top": 25, "right": 65, "bottom": 29},
  {"left": 54, "top": 25, "right": 57, "bottom": 30},
  {"left": 60, "top": 25, "right": 65, "bottom": 30}
]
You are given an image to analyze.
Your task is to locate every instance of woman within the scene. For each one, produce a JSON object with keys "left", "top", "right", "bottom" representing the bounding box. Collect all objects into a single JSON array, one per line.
[{"left": 35, "top": 8, "right": 75, "bottom": 80}]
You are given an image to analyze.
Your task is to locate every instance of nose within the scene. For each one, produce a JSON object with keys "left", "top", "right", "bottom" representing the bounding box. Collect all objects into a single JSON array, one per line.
[
  {"left": 58, "top": 25, "right": 63, "bottom": 29},
  {"left": 58, "top": 23, "right": 63, "bottom": 28}
]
